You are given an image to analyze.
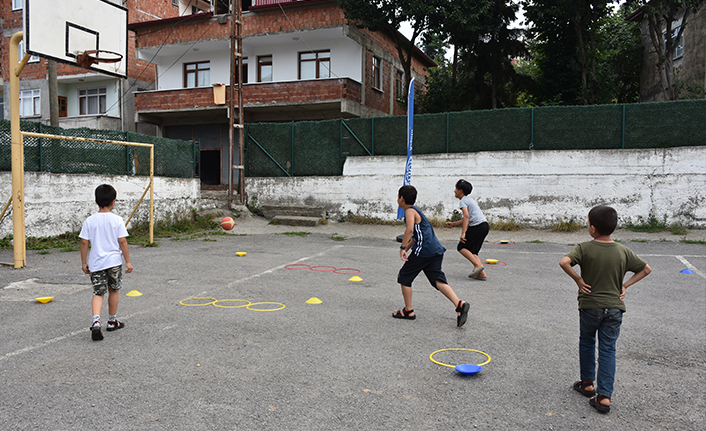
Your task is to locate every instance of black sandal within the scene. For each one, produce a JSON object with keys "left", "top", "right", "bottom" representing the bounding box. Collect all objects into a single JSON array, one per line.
[
  {"left": 456, "top": 300, "right": 469, "bottom": 327},
  {"left": 392, "top": 308, "right": 415, "bottom": 320},
  {"left": 589, "top": 394, "right": 611, "bottom": 413},
  {"left": 573, "top": 380, "right": 595, "bottom": 397}
]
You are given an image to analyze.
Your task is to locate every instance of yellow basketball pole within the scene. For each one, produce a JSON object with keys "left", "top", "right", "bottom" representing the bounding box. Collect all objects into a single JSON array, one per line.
[{"left": 10, "top": 32, "right": 30, "bottom": 269}]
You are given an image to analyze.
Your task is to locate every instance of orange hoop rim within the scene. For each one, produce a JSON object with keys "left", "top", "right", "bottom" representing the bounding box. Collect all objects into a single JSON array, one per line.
[{"left": 76, "top": 49, "right": 123, "bottom": 68}]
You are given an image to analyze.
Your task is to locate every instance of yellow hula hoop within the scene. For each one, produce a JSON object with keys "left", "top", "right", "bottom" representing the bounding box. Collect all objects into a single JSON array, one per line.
[
  {"left": 246, "top": 302, "right": 286, "bottom": 312},
  {"left": 179, "top": 297, "right": 217, "bottom": 306},
  {"left": 429, "top": 348, "right": 492, "bottom": 368},
  {"left": 213, "top": 299, "right": 252, "bottom": 309}
]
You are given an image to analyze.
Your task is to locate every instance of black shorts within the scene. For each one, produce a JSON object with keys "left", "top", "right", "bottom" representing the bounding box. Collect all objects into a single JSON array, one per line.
[
  {"left": 397, "top": 253, "right": 447, "bottom": 289},
  {"left": 457, "top": 221, "right": 489, "bottom": 255}
]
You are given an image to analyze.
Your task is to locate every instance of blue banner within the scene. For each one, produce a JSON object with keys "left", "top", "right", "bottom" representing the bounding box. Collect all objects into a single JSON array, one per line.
[{"left": 397, "top": 78, "right": 415, "bottom": 219}]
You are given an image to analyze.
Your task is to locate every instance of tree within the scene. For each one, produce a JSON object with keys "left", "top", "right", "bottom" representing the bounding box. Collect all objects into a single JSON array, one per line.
[
  {"left": 420, "top": 0, "right": 527, "bottom": 112},
  {"left": 626, "top": 0, "right": 704, "bottom": 100},
  {"left": 336, "top": 0, "right": 437, "bottom": 105},
  {"left": 594, "top": 9, "right": 642, "bottom": 103},
  {"left": 523, "top": 0, "right": 615, "bottom": 105}
]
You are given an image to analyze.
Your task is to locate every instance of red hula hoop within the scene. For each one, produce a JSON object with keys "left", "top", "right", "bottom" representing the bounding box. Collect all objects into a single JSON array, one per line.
[
  {"left": 333, "top": 268, "right": 361, "bottom": 275},
  {"left": 310, "top": 266, "right": 337, "bottom": 272},
  {"left": 285, "top": 264, "right": 312, "bottom": 270}
]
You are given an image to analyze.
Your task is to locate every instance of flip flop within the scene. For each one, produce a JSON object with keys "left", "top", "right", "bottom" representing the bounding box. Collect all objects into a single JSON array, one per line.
[
  {"left": 468, "top": 267, "right": 484, "bottom": 278},
  {"left": 456, "top": 301, "right": 470, "bottom": 327},
  {"left": 469, "top": 274, "right": 487, "bottom": 281}
]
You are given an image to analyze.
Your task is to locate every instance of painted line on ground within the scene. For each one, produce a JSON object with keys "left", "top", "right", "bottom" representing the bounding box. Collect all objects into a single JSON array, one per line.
[
  {"left": 675, "top": 255, "right": 706, "bottom": 279},
  {"left": 0, "top": 305, "right": 164, "bottom": 362}
]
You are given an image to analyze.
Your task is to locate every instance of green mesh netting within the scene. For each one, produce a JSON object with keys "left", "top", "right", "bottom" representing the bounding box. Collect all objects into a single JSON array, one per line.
[
  {"left": 624, "top": 100, "right": 706, "bottom": 149},
  {"left": 6, "top": 100, "right": 703, "bottom": 179},
  {"left": 0, "top": 119, "right": 197, "bottom": 177}
]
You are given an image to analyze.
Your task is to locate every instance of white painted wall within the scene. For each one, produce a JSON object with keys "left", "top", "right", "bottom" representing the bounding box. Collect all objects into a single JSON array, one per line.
[
  {"left": 0, "top": 173, "right": 206, "bottom": 238},
  {"left": 246, "top": 147, "right": 706, "bottom": 228},
  {"left": 154, "top": 27, "right": 362, "bottom": 90}
]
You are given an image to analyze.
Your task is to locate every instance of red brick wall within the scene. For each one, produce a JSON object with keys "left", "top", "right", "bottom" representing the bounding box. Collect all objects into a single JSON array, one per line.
[
  {"left": 135, "top": 78, "right": 361, "bottom": 111},
  {"left": 130, "top": 0, "right": 181, "bottom": 24},
  {"left": 136, "top": 4, "right": 348, "bottom": 49}
]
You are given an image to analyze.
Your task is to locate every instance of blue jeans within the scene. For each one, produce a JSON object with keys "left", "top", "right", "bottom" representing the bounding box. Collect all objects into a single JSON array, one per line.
[{"left": 579, "top": 308, "right": 623, "bottom": 398}]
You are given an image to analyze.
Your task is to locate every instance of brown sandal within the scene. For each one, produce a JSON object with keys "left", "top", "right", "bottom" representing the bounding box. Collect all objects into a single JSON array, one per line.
[{"left": 392, "top": 308, "right": 415, "bottom": 320}]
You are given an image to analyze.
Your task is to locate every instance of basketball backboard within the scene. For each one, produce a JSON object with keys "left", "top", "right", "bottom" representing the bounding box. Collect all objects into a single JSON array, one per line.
[{"left": 23, "top": 0, "right": 128, "bottom": 78}]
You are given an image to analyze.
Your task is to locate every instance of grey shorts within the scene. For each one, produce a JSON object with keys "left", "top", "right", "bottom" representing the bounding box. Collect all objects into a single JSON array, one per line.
[{"left": 90, "top": 265, "right": 123, "bottom": 296}]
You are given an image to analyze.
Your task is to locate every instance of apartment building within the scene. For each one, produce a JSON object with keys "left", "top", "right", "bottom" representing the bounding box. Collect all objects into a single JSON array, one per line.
[
  {"left": 130, "top": 0, "right": 436, "bottom": 187},
  {"left": 0, "top": 0, "right": 165, "bottom": 133}
]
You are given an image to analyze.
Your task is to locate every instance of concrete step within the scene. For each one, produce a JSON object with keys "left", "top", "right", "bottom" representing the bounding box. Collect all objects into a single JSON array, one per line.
[
  {"left": 271, "top": 215, "right": 321, "bottom": 227},
  {"left": 261, "top": 204, "right": 326, "bottom": 220},
  {"left": 199, "top": 190, "right": 242, "bottom": 210}
]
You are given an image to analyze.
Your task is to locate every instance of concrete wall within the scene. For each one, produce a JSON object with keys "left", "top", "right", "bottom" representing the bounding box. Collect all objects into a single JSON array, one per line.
[
  {"left": 247, "top": 147, "right": 706, "bottom": 228},
  {"left": 0, "top": 173, "right": 205, "bottom": 238},
  {"left": 2, "top": 146, "right": 704, "bottom": 239}
]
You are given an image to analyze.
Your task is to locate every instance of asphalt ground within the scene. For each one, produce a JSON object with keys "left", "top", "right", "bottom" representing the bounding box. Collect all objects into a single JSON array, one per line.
[{"left": 1, "top": 217, "right": 705, "bottom": 430}]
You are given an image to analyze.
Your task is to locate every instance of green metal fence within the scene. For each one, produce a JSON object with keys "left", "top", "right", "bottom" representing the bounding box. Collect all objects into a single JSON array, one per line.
[
  {"left": 0, "top": 120, "right": 198, "bottom": 178},
  {"left": 245, "top": 99, "right": 706, "bottom": 177}
]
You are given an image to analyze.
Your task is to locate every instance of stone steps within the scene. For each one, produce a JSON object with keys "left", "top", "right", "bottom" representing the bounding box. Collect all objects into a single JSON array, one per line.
[{"left": 261, "top": 204, "right": 327, "bottom": 227}]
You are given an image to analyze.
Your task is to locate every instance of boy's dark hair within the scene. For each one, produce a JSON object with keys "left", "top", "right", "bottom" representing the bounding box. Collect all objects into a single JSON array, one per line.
[
  {"left": 455, "top": 179, "right": 473, "bottom": 196},
  {"left": 398, "top": 185, "right": 417, "bottom": 205},
  {"left": 95, "top": 184, "right": 117, "bottom": 208},
  {"left": 588, "top": 205, "right": 618, "bottom": 236}
]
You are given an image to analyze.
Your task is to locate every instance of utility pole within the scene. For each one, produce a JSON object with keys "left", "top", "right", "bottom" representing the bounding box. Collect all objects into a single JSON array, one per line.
[
  {"left": 228, "top": 0, "right": 245, "bottom": 208},
  {"left": 48, "top": 60, "right": 59, "bottom": 126}
]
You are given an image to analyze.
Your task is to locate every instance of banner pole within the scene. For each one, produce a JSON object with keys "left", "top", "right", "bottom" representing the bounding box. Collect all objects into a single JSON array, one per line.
[{"left": 397, "top": 78, "right": 415, "bottom": 219}]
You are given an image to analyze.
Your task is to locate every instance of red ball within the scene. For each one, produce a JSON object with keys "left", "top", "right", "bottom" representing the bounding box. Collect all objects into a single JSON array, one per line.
[{"left": 221, "top": 216, "right": 235, "bottom": 230}]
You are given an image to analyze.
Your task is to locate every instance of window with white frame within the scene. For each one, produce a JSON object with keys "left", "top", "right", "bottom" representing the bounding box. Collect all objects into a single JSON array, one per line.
[
  {"left": 20, "top": 89, "right": 41, "bottom": 117},
  {"left": 667, "top": 26, "right": 684, "bottom": 59},
  {"left": 18, "top": 40, "right": 40, "bottom": 63},
  {"left": 184, "top": 61, "right": 210, "bottom": 88},
  {"left": 258, "top": 55, "right": 273, "bottom": 82},
  {"left": 12, "top": 0, "right": 22, "bottom": 10},
  {"left": 299, "top": 50, "right": 330, "bottom": 80},
  {"left": 78, "top": 87, "right": 107, "bottom": 115},
  {"left": 372, "top": 56, "right": 382, "bottom": 91}
]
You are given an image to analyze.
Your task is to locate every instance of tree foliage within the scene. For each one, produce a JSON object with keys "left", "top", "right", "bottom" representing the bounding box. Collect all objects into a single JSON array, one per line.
[
  {"left": 420, "top": 0, "right": 527, "bottom": 112},
  {"left": 625, "top": 0, "right": 705, "bottom": 100}
]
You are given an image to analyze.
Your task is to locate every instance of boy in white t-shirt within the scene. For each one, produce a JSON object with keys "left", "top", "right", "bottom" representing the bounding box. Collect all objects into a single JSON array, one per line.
[{"left": 80, "top": 184, "right": 133, "bottom": 341}]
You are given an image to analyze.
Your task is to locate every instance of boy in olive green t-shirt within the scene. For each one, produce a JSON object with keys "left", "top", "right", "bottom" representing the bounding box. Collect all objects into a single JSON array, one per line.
[{"left": 560, "top": 206, "right": 651, "bottom": 414}]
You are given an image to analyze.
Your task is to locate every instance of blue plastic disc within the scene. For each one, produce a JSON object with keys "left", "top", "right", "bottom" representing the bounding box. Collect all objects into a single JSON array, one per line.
[{"left": 455, "top": 363, "right": 482, "bottom": 375}]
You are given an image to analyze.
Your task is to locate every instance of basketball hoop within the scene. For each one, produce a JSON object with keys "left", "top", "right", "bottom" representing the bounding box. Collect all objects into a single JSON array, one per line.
[{"left": 76, "top": 49, "right": 123, "bottom": 69}]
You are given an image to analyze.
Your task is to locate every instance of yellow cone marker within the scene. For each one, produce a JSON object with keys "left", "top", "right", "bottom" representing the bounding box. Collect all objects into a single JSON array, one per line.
[
  {"left": 349, "top": 276, "right": 363, "bottom": 282},
  {"left": 125, "top": 290, "right": 143, "bottom": 297},
  {"left": 305, "top": 297, "right": 323, "bottom": 304},
  {"left": 236, "top": 252, "right": 247, "bottom": 256},
  {"left": 35, "top": 296, "right": 54, "bottom": 303}
]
